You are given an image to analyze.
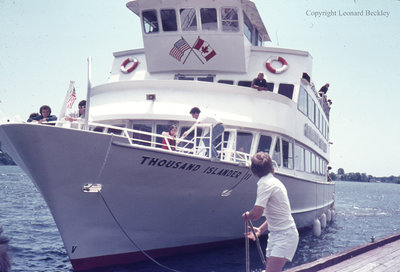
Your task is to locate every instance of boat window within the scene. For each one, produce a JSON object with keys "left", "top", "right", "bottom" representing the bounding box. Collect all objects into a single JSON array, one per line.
[
  {"left": 266, "top": 82, "right": 274, "bottom": 92},
  {"left": 278, "top": 84, "right": 294, "bottom": 99},
  {"left": 243, "top": 12, "right": 253, "bottom": 43},
  {"left": 294, "top": 144, "right": 305, "bottom": 171},
  {"left": 316, "top": 156, "right": 321, "bottom": 175},
  {"left": 258, "top": 35, "right": 263, "bottom": 46},
  {"left": 304, "top": 149, "right": 311, "bottom": 173},
  {"left": 238, "top": 81, "right": 251, "bottom": 87},
  {"left": 308, "top": 94, "right": 315, "bottom": 123},
  {"left": 236, "top": 132, "right": 252, "bottom": 154},
  {"left": 200, "top": 8, "right": 217, "bottom": 30},
  {"left": 257, "top": 135, "right": 272, "bottom": 154},
  {"left": 316, "top": 108, "right": 321, "bottom": 130},
  {"left": 298, "top": 86, "right": 307, "bottom": 115},
  {"left": 272, "top": 138, "right": 281, "bottom": 167},
  {"left": 198, "top": 76, "right": 214, "bottom": 82},
  {"left": 132, "top": 124, "right": 152, "bottom": 146},
  {"left": 218, "top": 80, "right": 234, "bottom": 85},
  {"left": 282, "top": 139, "right": 294, "bottom": 169},
  {"left": 107, "top": 127, "right": 123, "bottom": 135},
  {"left": 180, "top": 8, "right": 197, "bottom": 31},
  {"left": 221, "top": 7, "right": 239, "bottom": 32},
  {"left": 311, "top": 153, "right": 316, "bottom": 174},
  {"left": 177, "top": 75, "right": 194, "bottom": 80},
  {"left": 143, "top": 10, "right": 159, "bottom": 34},
  {"left": 161, "top": 9, "right": 178, "bottom": 31},
  {"left": 319, "top": 111, "right": 323, "bottom": 133}
]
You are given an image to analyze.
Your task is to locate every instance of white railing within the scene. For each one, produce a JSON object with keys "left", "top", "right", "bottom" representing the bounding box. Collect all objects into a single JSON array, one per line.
[{"left": 55, "top": 120, "right": 251, "bottom": 165}]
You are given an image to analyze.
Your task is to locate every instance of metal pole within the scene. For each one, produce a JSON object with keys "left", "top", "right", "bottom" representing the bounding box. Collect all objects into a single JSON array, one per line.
[
  {"left": 245, "top": 221, "right": 250, "bottom": 272},
  {"left": 84, "top": 57, "right": 92, "bottom": 130}
]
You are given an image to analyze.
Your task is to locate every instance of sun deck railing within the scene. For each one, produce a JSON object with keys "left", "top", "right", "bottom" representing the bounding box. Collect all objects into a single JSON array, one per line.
[{"left": 55, "top": 120, "right": 251, "bottom": 165}]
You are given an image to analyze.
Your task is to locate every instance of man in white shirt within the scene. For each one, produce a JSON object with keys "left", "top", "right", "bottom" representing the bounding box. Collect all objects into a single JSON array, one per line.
[
  {"left": 243, "top": 152, "right": 298, "bottom": 272},
  {"left": 182, "top": 107, "right": 224, "bottom": 158}
]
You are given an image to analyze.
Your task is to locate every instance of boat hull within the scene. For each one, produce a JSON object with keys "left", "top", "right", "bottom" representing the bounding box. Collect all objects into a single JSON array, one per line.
[{"left": 0, "top": 123, "right": 334, "bottom": 271}]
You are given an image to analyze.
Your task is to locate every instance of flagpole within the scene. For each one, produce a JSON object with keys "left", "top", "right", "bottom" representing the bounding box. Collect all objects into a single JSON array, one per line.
[
  {"left": 186, "top": 36, "right": 204, "bottom": 64},
  {"left": 84, "top": 57, "right": 92, "bottom": 131},
  {"left": 58, "top": 81, "right": 75, "bottom": 120}
]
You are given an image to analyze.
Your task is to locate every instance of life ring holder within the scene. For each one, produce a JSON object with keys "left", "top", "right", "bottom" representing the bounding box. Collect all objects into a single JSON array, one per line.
[
  {"left": 120, "top": 57, "right": 139, "bottom": 74},
  {"left": 266, "top": 56, "right": 288, "bottom": 74}
]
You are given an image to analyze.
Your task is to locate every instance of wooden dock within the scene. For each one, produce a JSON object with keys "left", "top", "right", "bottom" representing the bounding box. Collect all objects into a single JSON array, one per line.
[{"left": 285, "top": 233, "right": 400, "bottom": 272}]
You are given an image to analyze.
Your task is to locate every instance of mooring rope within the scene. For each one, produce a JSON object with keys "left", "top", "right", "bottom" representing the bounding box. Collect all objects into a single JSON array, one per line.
[
  {"left": 245, "top": 216, "right": 267, "bottom": 270},
  {"left": 98, "top": 191, "right": 181, "bottom": 272},
  {"left": 245, "top": 221, "right": 250, "bottom": 272},
  {"left": 94, "top": 135, "right": 181, "bottom": 272}
]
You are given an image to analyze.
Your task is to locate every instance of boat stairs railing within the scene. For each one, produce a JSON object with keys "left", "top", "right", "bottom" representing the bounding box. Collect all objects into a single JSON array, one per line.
[{"left": 55, "top": 120, "right": 251, "bottom": 165}]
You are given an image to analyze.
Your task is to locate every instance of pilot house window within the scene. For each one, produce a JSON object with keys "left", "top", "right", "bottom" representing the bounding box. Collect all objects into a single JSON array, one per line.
[
  {"left": 200, "top": 8, "right": 217, "bottom": 30},
  {"left": 143, "top": 10, "right": 159, "bottom": 34},
  {"left": 221, "top": 7, "right": 239, "bottom": 32},
  {"left": 180, "top": 8, "right": 197, "bottom": 31},
  {"left": 161, "top": 9, "right": 177, "bottom": 31}
]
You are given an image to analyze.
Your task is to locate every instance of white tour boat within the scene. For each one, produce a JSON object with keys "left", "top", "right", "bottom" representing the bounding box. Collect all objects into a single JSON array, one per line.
[{"left": 0, "top": 0, "right": 335, "bottom": 270}]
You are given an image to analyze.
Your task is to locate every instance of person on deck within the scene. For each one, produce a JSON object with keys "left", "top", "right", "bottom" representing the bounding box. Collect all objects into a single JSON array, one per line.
[
  {"left": 161, "top": 124, "right": 178, "bottom": 151},
  {"left": 318, "top": 83, "right": 330, "bottom": 96},
  {"left": 251, "top": 72, "right": 270, "bottom": 91},
  {"left": 64, "top": 100, "right": 86, "bottom": 122},
  {"left": 27, "top": 105, "right": 57, "bottom": 124},
  {"left": 242, "top": 152, "right": 298, "bottom": 272},
  {"left": 182, "top": 107, "right": 224, "bottom": 159}
]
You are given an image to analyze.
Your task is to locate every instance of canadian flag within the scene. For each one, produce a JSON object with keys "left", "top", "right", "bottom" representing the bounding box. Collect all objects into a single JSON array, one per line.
[{"left": 192, "top": 37, "right": 216, "bottom": 62}]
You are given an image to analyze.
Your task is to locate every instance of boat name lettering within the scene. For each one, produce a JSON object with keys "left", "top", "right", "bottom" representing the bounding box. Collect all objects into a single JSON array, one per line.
[
  {"left": 203, "top": 166, "right": 242, "bottom": 178},
  {"left": 304, "top": 124, "right": 327, "bottom": 152},
  {"left": 140, "top": 156, "right": 201, "bottom": 171},
  {"left": 140, "top": 156, "right": 242, "bottom": 178}
]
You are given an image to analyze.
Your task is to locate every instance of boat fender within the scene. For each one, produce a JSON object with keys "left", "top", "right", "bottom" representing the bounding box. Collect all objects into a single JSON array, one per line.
[
  {"left": 320, "top": 213, "right": 327, "bottom": 228},
  {"left": 326, "top": 209, "right": 332, "bottom": 222},
  {"left": 120, "top": 57, "right": 139, "bottom": 73},
  {"left": 266, "top": 56, "right": 288, "bottom": 74},
  {"left": 313, "top": 219, "right": 321, "bottom": 237}
]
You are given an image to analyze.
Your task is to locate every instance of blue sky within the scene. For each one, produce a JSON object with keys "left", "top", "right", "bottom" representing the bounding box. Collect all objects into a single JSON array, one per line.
[{"left": 0, "top": 0, "right": 399, "bottom": 176}]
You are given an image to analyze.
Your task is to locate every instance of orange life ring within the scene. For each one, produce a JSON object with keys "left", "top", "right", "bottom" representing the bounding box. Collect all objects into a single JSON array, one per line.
[
  {"left": 120, "top": 57, "right": 139, "bottom": 73},
  {"left": 266, "top": 56, "right": 288, "bottom": 74}
]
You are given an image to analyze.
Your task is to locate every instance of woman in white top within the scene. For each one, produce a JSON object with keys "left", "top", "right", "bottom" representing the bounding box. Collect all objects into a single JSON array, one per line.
[{"left": 242, "top": 152, "right": 299, "bottom": 272}]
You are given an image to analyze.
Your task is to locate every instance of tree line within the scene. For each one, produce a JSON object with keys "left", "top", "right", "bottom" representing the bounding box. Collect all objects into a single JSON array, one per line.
[{"left": 331, "top": 168, "right": 400, "bottom": 184}]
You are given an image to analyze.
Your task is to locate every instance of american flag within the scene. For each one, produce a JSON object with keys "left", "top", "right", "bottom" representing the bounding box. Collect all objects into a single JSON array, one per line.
[
  {"left": 67, "top": 88, "right": 76, "bottom": 108},
  {"left": 169, "top": 38, "right": 191, "bottom": 61}
]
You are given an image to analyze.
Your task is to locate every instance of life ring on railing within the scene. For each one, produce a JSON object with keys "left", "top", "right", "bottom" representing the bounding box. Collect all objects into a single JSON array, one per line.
[
  {"left": 266, "top": 56, "right": 288, "bottom": 74},
  {"left": 120, "top": 57, "right": 139, "bottom": 73}
]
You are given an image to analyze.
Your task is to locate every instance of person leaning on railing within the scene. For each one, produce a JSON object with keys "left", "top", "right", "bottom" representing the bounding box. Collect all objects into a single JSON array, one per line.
[
  {"left": 27, "top": 105, "right": 57, "bottom": 124},
  {"left": 182, "top": 107, "right": 224, "bottom": 158},
  {"left": 161, "top": 124, "right": 178, "bottom": 151},
  {"left": 64, "top": 100, "right": 86, "bottom": 122}
]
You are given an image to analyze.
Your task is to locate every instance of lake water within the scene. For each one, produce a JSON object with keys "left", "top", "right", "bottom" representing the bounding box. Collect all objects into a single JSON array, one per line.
[{"left": 1, "top": 165, "right": 399, "bottom": 272}]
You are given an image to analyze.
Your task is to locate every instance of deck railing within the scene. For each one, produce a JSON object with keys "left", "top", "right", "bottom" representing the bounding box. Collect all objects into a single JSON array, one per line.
[{"left": 55, "top": 120, "right": 251, "bottom": 165}]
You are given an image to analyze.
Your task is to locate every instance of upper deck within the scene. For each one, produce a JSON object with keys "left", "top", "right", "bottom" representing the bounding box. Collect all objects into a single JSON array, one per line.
[{"left": 124, "top": 0, "right": 270, "bottom": 73}]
